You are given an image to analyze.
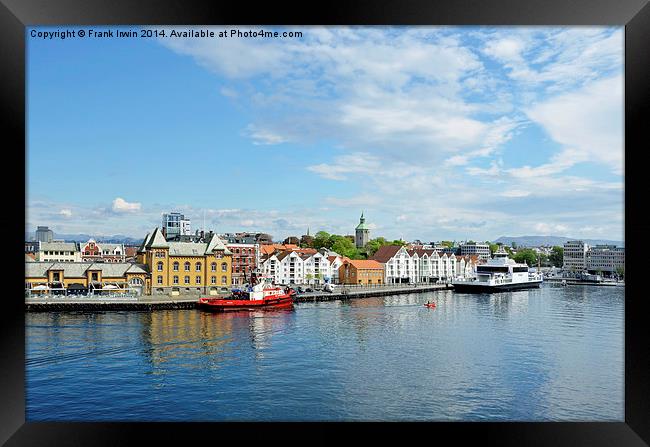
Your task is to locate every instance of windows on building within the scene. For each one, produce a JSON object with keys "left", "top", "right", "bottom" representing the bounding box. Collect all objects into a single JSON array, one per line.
[
  {"left": 173, "top": 276, "right": 179, "bottom": 285},
  {"left": 184, "top": 276, "right": 190, "bottom": 285},
  {"left": 184, "top": 262, "right": 191, "bottom": 272},
  {"left": 157, "top": 276, "right": 163, "bottom": 284},
  {"left": 195, "top": 262, "right": 201, "bottom": 272},
  {"left": 221, "top": 276, "right": 227, "bottom": 284},
  {"left": 173, "top": 262, "right": 179, "bottom": 271},
  {"left": 221, "top": 262, "right": 228, "bottom": 272},
  {"left": 157, "top": 262, "right": 163, "bottom": 271},
  {"left": 196, "top": 276, "right": 201, "bottom": 285},
  {"left": 211, "top": 262, "right": 217, "bottom": 272},
  {"left": 211, "top": 276, "right": 217, "bottom": 284}
]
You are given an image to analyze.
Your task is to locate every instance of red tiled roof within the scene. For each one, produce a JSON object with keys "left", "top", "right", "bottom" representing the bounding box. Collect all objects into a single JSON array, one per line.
[
  {"left": 371, "top": 245, "right": 403, "bottom": 263},
  {"left": 345, "top": 259, "right": 384, "bottom": 269}
]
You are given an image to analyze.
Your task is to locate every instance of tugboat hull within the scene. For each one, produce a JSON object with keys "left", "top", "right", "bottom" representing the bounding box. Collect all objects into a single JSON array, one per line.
[
  {"left": 197, "top": 295, "right": 294, "bottom": 312},
  {"left": 452, "top": 280, "right": 542, "bottom": 294}
]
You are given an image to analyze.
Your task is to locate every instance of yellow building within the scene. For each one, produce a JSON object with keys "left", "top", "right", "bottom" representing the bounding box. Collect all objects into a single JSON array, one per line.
[
  {"left": 25, "top": 261, "right": 148, "bottom": 296},
  {"left": 137, "top": 228, "right": 233, "bottom": 296},
  {"left": 339, "top": 259, "right": 385, "bottom": 285}
]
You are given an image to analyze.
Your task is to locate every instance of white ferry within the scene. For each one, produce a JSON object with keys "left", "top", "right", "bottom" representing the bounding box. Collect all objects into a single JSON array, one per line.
[{"left": 452, "top": 246, "right": 543, "bottom": 293}]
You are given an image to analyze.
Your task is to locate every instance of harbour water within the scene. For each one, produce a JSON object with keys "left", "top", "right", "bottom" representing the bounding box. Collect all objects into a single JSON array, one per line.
[{"left": 25, "top": 284, "right": 624, "bottom": 421}]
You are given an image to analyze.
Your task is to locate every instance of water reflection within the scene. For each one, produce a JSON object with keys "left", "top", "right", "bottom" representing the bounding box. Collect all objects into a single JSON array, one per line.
[{"left": 26, "top": 285, "right": 625, "bottom": 421}]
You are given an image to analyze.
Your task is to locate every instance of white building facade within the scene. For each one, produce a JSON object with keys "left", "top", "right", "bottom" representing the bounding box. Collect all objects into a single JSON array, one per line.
[
  {"left": 36, "top": 241, "right": 81, "bottom": 263},
  {"left": 327, "top": 255, "right": 345, "bottom": 284},
  {"left": 302, "top": 252, "right": 331, "bottom": 285},
  {"left": 586, "top": 245, "right": 625, "bottom": 274},
  {"left": 563, "top": 240, "right": 589, "bottom": 271},
  {"left": 374, "top": 246, "right": 476, "bottom": 284},
  {"left": 459, "top": 242, "right": 491, "bottom": 260}
]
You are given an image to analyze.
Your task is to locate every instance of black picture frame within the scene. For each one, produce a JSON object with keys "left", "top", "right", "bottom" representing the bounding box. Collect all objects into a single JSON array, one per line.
[{"left": 3, "top": 0, "right": 649, "bottom": 445}]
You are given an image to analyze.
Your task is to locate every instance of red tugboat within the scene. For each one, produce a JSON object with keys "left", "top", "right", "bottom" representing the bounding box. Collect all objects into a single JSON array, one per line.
[{"left": 198, "top": 275, "right": 295, "bottom": 312}]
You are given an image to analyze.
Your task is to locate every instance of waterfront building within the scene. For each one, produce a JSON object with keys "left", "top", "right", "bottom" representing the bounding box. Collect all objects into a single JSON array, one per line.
[
  {"left": 459, "top": 242, "right": 490, "bottom": 260},
  {"left": 586, "top": 245, "right": 624, "bottom": 275},
  {"left": 373, "top": 245, "right": 469, "bottom": 283},
  {"left": 455, "top": 255, "right": 479, "bottom": 278},
  {"left": 162, "top": 212, "right": 191, "bottom": 239},
  {"left": 35, "top": 226, "right": 54, "bottom": 242},
  {"left": 563, "top": 240, "right": 589, "bottom": 271},
  {"left": 260, "top": 247, "right": 339, "bottom": 285},
  {"left": 25, "top": 261, "right": 148, "bottom": 296},
  {"left": 355, "top": 212, "right": 370, "bottom": 249},
  {"left": 339, "top": 259, "right": 384, "bottom": 285},
  {"left": 259, "top": 243, "right": 299, "bottom": 257},
  {"left": 373, "top": 245, "right": 418, "bottom": 284},
  {"left": 327, "top": 255, "right": 346, "bottom": 284},
  {"left": 274, "top": 250, "right": 305, "bottom": 285},
  {"left": 227, "top": 242, "right": 259, "bottom": 285},
  {"left": 137, "top": 227, "right": 232, "bottom": 296},
  {"left": 412, "top": 249, "right": 459, "bottom": 282},
  {"left": 301, "top": 251, "right": 331, "bottom": 285},
  {"left": 36, "top": 241, "right": 81, "bottom": 263},
  {"left": 80, "top": 239, "right": 125, "bottom": 263}
]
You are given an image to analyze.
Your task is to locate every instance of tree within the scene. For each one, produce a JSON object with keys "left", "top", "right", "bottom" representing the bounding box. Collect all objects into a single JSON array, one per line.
[
  {"left": 549, "top": 246, "right": 564, "bottom": 267},
  {"left": 538, "top": 253, "right": 549, "bottom": 266},
  {"left": 513, "top": 248, "right": 538, "bottom": 266},
  {"left": 391, "top": 239, "right": 406, "bottom": 246},
  {"left": 616, "top": 266, "right": 624, "bottom": 279},
  {"left": 511, "top": 241, "right": 518, "bottom": 249},
  {"left": 487, "top": 242, "right": 500, "bottom": 255},
  {"left": 440, "top": 241, "right": 453, "bottom": 248},
  {"left": 330, "top": 235, "right": 362, "bottom": 259},
  {"left": 305, "top": 273, "right": 314, "bottom": 284},
  {"left": 313, "top": 231, "right": 331, "bottom": 250},
  {"left": 365, "top": 237, "right": 389, "bottom": 256},
  {"left": 300, "top": 235, "right": 314, "bottom": 248}
]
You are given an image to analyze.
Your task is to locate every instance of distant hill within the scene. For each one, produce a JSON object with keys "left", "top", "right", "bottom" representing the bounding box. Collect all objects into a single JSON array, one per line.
[
  {"left": 494, "top": 235, "right": 624, "bottom": 247},
  {"left": 26, "top": 232, "right": 143, "bottom": 246}
]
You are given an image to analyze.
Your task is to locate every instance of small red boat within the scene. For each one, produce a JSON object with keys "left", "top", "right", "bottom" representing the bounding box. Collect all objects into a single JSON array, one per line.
[
  {"left": 424, "top": 302, "right": 436, "bottom": 308},
  {"left": 198, "top": 277, "right": 295, "bottom": 312}
]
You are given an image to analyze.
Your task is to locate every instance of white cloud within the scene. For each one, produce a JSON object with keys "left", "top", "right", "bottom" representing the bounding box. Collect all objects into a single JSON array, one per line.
[
  {"left": 534, "top": 222, "right": 569, "bottom": 235},
  {"left": 112, "top": 197, "right": 141, "bottom": 213},
  {"left": 483, "top": 37, "right": 526, "bottom": 63},
  {"left": 246, "top": 124, "right": 289, "bottom": 145},
  {"left": 139, "top": 26, "right": 625, "bottom": 242},
  {"left": 59, "top": 209, "right": 72, "bottom": 218},
  {"left": 525, "top": 74, "right": 623, "bottom": 174}
]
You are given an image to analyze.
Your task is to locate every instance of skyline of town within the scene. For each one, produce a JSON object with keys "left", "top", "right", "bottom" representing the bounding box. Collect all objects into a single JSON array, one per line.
[{"left": 27, "top": 26, "right": 624, "bottom": 242}]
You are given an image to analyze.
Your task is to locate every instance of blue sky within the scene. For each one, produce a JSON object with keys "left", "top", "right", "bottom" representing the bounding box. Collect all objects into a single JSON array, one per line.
[{"left": 26, "top": 26, "right": 624, "bottom": 242}]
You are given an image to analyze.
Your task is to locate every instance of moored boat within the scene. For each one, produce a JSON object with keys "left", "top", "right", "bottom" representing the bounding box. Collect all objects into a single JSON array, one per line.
[
  {"left": 198, "top": 276, "right": 295, "bottom": 312},
  {"left": 451, "top": 246, "right": 543, "bottom": 293}
]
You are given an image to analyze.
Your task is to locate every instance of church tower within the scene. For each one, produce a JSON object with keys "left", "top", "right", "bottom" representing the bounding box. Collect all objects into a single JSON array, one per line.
[{"left": 355, "top": 212, "right": 370, "bottom": 249}]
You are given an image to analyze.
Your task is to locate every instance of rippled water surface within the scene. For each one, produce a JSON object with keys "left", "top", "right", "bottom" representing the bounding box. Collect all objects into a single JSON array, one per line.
[{"left": 26, "top": 284, "right": 624, "bottom": 421}]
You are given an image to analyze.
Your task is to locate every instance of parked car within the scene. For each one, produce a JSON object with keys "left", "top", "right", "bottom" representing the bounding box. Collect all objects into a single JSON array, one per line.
[{"left": 305, "top": 287, "right": 314, "bottom": 293}]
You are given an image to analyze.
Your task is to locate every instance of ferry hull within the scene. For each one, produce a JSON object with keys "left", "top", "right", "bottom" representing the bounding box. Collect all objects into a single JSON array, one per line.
[{"left": 452, "top": 280, "right": 543, "bottom": 294}]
